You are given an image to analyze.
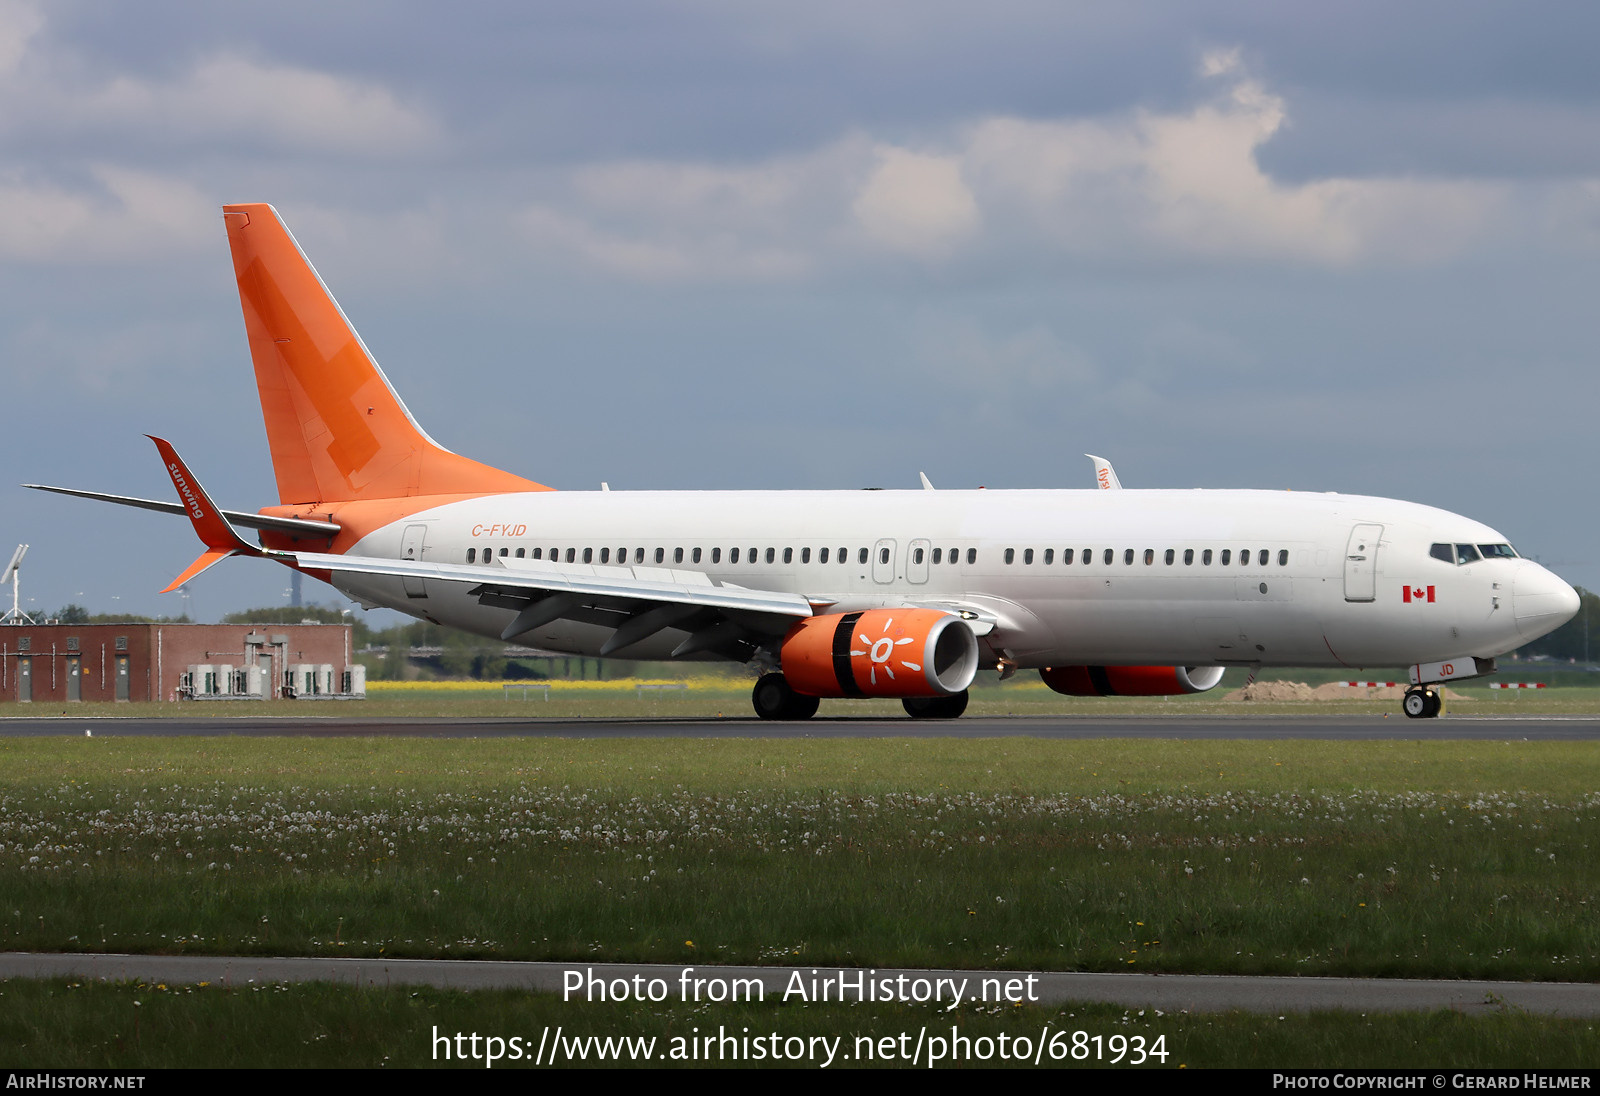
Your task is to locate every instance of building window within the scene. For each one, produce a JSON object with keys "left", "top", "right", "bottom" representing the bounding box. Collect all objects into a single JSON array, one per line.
[{"left": 115, "top": 636, "right": 127, "bottom": 651}]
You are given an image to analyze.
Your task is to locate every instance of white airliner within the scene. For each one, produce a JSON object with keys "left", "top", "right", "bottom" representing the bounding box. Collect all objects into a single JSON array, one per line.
[{"left": 27, "top": 204, "right": 1581, "bottom": 720}]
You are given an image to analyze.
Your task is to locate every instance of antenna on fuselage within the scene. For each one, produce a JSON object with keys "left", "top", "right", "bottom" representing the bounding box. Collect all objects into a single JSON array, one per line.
[{"left": 1, "top": 544, "right": 35, "bottom": 625}]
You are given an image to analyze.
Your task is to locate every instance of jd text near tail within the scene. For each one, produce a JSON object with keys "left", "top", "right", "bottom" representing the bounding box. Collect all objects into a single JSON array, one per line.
[{"left": 26, "top": 205, "right": 1581, "bottom": 720}]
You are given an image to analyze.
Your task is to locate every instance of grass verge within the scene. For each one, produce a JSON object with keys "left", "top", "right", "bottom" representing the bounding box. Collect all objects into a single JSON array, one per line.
[{"left": 1, "top": 737, "right": 1596, "bottom": 981}]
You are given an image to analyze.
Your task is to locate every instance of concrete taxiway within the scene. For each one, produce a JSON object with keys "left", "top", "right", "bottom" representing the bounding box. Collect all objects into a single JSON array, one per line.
[
  {"left": 1, "top": 714, "right": 1598, "bottom": 739},
  {"left": 4, "top": 953, "right": 1597, "bottom": 1017}
]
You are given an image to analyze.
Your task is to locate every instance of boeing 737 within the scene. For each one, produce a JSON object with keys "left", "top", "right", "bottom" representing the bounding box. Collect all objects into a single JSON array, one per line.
[{"left": 26, "top": 204, "right": 1582, "bottom": 720}]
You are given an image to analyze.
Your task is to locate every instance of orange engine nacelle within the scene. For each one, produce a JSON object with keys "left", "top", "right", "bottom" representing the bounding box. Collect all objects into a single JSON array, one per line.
[
  {"left": 781, "top": 609, "right": 980, "bottom": 698},
  {"left": 1040, "top": 665, "right": 1226, "bottom": 697}
]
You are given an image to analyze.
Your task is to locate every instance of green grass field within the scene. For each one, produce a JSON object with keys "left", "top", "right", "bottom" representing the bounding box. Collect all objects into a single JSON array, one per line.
[
  {"left": 2, "top": 736, "right": 1596, "bottom": 981},
  {"left": 3, "top": 727, "right": 1599, "bottom": 1069}
]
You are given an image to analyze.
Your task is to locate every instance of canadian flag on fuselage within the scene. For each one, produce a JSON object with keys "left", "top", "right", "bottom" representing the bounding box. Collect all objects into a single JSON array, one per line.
[{"left": 1402, "top": 585, "right": 1436, "bottom": 603}]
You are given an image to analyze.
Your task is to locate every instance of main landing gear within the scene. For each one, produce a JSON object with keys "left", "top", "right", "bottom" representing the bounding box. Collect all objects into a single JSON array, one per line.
[
  {"left": 751, "top": 673, "right": 820, "bottom": 721},
  {"left": 902, "top": 693, "right": 970, "bottom": 720},
  {"left": 749, "top": 673, "right": 971, "bottom": 720},
  {"left": 1402, "top": 685, "right": 1443, "bottom": 719}
]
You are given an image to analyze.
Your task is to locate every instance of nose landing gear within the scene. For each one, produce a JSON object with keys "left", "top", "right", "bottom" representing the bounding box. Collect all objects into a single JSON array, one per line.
[{"left": 1402, "top": 685, "right": 1442, "bottom": 719}]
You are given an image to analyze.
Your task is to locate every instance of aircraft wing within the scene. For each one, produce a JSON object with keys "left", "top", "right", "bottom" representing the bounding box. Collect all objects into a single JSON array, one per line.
[{"left": 292, "top": 549, "right": 813, "bottom": 656}]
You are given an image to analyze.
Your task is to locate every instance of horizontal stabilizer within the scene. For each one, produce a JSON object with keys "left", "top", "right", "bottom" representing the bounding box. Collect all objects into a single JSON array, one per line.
[{"left": 23, "top": 483, "right": 341, "bottom": 538}]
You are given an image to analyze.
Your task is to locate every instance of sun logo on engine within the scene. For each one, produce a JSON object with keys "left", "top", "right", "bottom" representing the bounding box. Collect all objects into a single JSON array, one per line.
[{"left": 851, "top": 615, "right": 923, "bottom": 686}]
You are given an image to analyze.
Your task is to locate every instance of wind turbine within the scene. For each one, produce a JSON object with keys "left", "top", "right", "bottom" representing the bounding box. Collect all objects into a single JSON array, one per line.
[{"left": 1, "top": 544, "right": 35, "bottom": 625}]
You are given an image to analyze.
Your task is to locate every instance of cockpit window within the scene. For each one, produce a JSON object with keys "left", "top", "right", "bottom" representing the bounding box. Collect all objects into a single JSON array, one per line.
[
  {"left": 1478, "top": 543, "right": 1518, "bottom": 559},
  {"left": 1429, "top": 543, "right": 1453, "bottom": 564},
  {"left": 1455, "top": 543, "right": 1481, "bottom": 564}
]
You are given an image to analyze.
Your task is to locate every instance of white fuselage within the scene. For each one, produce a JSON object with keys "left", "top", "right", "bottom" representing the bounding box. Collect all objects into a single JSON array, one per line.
[{"left": 333, "top": 487, "right": 1576, "bottom": 671}]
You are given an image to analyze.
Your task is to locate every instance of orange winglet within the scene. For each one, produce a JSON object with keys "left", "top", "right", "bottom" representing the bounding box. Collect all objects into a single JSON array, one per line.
[
  {"left": 148, "top": 435, "right": 263, "bottom": 593},
  {"left": 223, "top": 203, "right": 551, "bottom": 505}
]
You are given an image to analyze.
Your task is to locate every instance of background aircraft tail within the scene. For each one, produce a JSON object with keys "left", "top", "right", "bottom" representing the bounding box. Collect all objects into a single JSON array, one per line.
[{"left": 223, "top": 203, "right": 549, "bottom": 505}]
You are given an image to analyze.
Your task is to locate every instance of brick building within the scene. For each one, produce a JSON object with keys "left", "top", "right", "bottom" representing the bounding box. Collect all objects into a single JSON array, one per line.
[{"left": 0, "top": 623, "right": 363, "bottom": 703}]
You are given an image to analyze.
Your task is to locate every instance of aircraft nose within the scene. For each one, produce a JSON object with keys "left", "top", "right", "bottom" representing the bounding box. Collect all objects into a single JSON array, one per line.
[{"left": 1513, "top": 564, "right": 1581, "bottom": 640}]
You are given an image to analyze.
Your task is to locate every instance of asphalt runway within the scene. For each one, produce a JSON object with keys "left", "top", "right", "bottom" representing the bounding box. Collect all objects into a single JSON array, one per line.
[
  {"left": 2, "top": 714, "right": 1599, "bottom": 738},
  {"left": 6, "top": 953, "right": 1599, "bottom": 1017}
]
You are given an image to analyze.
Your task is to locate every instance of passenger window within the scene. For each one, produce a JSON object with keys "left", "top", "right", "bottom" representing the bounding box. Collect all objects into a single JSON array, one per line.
[
  {"left": 515, "top": 548, "right": 525, "bottom": 558},
  {"left": 1043, "top": 548, "right": 1053, "bottom": 565},
  {"left": 674, "top": 547, "right": 684, "bottom": 564},
  {"left": 565, "top": 548, "right": 575, "bottom": 563},
  {"left": 1124, "top": 548, "right": 1134, "bottom": 565},
  {"left": 731, "top": 548, "right": 740, "bottom": 563},
  {"left": 500, "top": 548, "right": 508, "bottom": 558},
  {"left": 531, "top": 548, "right": 542, "bottom": 560},
  {"left": 691, "top": 547, "right": 700, "bottom": 563},
  {"left": 749, "top": 547, "right": 757, "bottom": 563},
  {"left": 820, "top": 547, "right": 829, "bottom": 564},
  {"left": 1184, "top": 549, "right": 1194, "bottom": 565},
  {"left": 584, "top": 547, "right": 594, "bottom": 563},
  {"left": 467, "top": 548, "right": 476, "bottom": 563},
  {"left": 655, "top": 547, "right": 665, "bottom": 564},
  {"left": 711, "top": 548, "right": 721, "bottom": 563},
  {"left": 1259, "top": 549, "right": 1268, "bottom": 566},
  {"left": 1203, "top": 549, "right": 1213, "bottom": 565},
  {"left": 931, "top": 547, "right": 941, "bottom": 564},
  {"left": 879, "top": 547, "right": 890, "bottom": 564},
  {"left": 1062, "top": 548, "right": 1074, "bottom": 565},
  {"left": 840, "top": 548, "right": 848, "bottom": 563},
  {"left": 1164, "top": 549, "right": 1174, "bottom": 565},
  {"left": 859, "top": 548, "right": 869, "bottom": 565},
  {"left": 1221, "top": 549, "right": 1231, "bottom": 565},
  {"left": 1278, "top": 549, "right": 1288, "bottom": 566},
  {"left": 1104, "top": 548, "right": 1113, "bottom": 565},
  {"left": 800, "top": 547, "right": 810, "bottom": 563},
  {"left": 1144, "top": 549, "right": 1154, "bottom": 565},
  {"left": 636, "top": 547, "right": 644, "bottom": 564},
  {"left": 967, "top": 548, "right": 977, "bottom": 564},
  {"left": 913, "top": 547, "right": 924, "bottom": 564},
  {"left": 599, "top": 547, "right": 610, "bottom": 563},
  {"left": 1005, "top": 548, "right": 1015, "bottom": 565},
  {"left": 783, "top": 547, "right": 792, "bottom": 564}
]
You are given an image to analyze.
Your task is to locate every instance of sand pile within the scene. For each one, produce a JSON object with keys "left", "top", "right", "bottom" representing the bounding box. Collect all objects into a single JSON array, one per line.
[{"left": 1224, "top": 680, "right": 1465, "bottom": 702}]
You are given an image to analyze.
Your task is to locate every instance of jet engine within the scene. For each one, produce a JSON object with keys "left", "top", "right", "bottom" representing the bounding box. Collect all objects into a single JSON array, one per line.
[
  {"left": 781, "top": 608, "right": 980, "bottom": 698},
  {"left": 1040, "top": 664, "right": 1226, "bottom": 696}
]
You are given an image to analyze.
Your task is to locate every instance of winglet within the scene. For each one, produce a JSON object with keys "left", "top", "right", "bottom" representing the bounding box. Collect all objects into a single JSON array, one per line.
[
  {"left": 147, "top": 435, "right": 263, "bottom": 592},
  {"left": 1085, "top": 454, "right": 1122, "bottom": 490}
]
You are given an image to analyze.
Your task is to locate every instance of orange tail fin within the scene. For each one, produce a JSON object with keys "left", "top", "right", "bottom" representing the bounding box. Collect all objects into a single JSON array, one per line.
[{"left": 222, "top": 203, "right": 550, "bottom": 505}]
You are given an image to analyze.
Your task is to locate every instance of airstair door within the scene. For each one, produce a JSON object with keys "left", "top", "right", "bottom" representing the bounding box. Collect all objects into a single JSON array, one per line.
[
  {"left": 1343, "top": 524, "right": 1383, "bottom": 602},
  {"left": 401, "top": 524, "right": 428, "bottom": 598}
]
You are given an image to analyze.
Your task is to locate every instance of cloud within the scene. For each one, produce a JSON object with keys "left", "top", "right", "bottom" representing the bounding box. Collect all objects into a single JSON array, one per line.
[
  {"left": 502, "top": 50, "right": 1522, "bottom": 281},
  {"left": 0, "top": 167, "right": 212, "bottom": 261},
  {"left": 852, "top": 146, "right": 979, "bottom": 256},
  {"left": 79, "top": 54, "right": 438, "bottom": 155}
]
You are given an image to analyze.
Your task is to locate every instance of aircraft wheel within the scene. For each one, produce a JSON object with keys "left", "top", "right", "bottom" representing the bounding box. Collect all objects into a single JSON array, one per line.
[
  {"left": 1402, "top": 687, "right": 1440, "bottom": 719},
  {"left": 752, "top": 673, "right": 818, "bottom": 720},
  {"left": 902, "top": 691, "right": 970, "bottom": 720}
]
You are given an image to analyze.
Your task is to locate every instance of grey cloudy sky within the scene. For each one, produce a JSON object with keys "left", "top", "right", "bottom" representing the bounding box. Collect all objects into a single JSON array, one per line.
[{"left": 3, "top": 1, "right": 1598, "bottom": 625}]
